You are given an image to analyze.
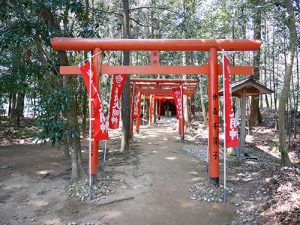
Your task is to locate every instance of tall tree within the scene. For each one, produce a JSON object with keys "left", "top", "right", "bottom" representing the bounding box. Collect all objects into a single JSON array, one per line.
[
  {"left": 278, "top": 0, "right": 297, "bottom": 165},
  {"left": 121, "top": 0, "right": 131, "bottom": 152},
  {"left": 249, "top": 2, "right": 262, "bottom": 126},
  {"left": 38, "top": 3, "right": 84, "bottom": 180}
]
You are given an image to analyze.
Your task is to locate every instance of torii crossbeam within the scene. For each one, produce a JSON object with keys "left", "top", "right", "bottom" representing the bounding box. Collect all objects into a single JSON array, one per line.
[{"left": 51, "top": 38, "right": 261, "bottom": 185}]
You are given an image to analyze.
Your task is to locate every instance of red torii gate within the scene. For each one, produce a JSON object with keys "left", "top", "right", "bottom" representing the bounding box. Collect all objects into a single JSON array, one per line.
[
  {"left": 51, "top": 38, "right": 261, "bottom": 185},
  {"left": 130, "top": 78, "right": 197, "bottom": 138}
]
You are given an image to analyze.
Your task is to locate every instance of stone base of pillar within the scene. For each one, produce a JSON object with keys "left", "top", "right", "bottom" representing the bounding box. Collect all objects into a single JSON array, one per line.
[{"left": 210, "top": 177, "right": 219, "bottom": 186}]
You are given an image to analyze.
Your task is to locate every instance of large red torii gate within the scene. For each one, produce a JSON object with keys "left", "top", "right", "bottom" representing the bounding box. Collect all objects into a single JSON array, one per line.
[{"left": 51, "top": 38, "right": 261, "bottom": 185}]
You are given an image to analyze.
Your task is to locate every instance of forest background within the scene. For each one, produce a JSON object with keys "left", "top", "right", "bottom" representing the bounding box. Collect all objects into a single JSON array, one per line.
[{"left": 0, "top": 0, "right": 299, "bottom": 179}]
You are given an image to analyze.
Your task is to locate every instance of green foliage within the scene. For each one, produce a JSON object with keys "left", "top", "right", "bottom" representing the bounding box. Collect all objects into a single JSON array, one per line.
[
  {"left": 35, "top": 89, "right": 71, "bottom": 145},
  {"left": 0, "top": 0, "right": 298, "bottom": 147}
]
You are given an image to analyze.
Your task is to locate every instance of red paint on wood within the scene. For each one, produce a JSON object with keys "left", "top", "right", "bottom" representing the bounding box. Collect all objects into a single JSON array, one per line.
[
  {"left": 51, "top": 38, "right": 262, "bottom": 51},
  {"left": 60, "top": 65, "right": 253, "bottom": 76},
  {"left": 208, "top": 48, "right": 220, "bottom": 183}
]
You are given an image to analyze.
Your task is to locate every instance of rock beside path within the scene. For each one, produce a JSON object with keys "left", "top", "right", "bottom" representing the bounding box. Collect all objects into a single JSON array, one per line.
[
  {"left": 189, "top": 181, "right": 235, "bottom": 203},
  {"left": 65, "top": 176, "right": 112, "bottom": 202}
]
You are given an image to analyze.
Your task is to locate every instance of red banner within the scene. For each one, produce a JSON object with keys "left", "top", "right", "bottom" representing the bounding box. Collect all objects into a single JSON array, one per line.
[
  {"left": 80, "top": 61, "right": 108, "bottom": 141},
  {"left": 79, "top": 61, "right": 97, "bottom": 98},
  {"left": 93, "top": 92, "right": 109, "bottom": 141},
  {"left": 172, "top": 87, "right": 183, "bottom": 120},
  {"left": 109, "top": 74, "right": 127, "bottom": 129},
  {"left": 223, "top": 55, "right": 239, "bottom": 148}
]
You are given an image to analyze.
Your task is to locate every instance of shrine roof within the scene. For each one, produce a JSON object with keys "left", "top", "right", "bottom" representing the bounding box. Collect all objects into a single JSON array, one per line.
[{"left": 219, "top": 76, "right": 273, "bottom": 97}]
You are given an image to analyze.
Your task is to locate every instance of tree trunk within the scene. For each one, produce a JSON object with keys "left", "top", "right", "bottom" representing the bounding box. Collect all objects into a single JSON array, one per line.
[
  {"left": 278, "top": 0, "right": 297, "bottom": 165},
  {"left": 249, "top": 7, "right": 262, "bottom": 127},
  {"left": 264, "top": 20, "right": 270, "bottom": 108},
  {"left": 199, "top": 79, "right": 207, "bottom": 124},
  {"left": 121, "top": 0, "right": 131, "bottom": 152},
  {"left": 82, "top": 92, "right": 88, "bottom": 138},
  {"left": 39, "top": 4, "right": 82, "bottom": 179},
  {"left": 70, "top": 147, "right": 79, "bottom": 181},
  {"left": 295, "top": 50, "right": 299, "bottom": 139},
  {"left": 8, "top": 92, "right": 12, "bottom": 117},
  {"left": 11, "top": 93, "right": 16, "bottom": 117},
  {"left": 16, "top": 92, "right": 25, "bottom": 127}
]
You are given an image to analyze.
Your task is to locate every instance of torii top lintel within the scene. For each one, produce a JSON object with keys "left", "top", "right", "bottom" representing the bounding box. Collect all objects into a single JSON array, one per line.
[
  {"left": 130, "top": 78, "right": 198, "bottom": 83},
  {"left": 51, "top": 38, "right": 262, "bottom": 51}
]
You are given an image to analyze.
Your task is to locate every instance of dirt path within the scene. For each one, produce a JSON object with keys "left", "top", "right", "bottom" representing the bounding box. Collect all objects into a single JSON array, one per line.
[
  {"left": 0, "top": 120, "right": 234, "bottom": 225},
  {"left": 99, "top": 123, "right": 233, "bottom": 225}
]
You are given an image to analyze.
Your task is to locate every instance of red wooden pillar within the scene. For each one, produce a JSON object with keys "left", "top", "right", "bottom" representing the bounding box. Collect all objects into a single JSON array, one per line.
[
  {"left": 130, "top": 87, "right": 135, "bottom": 138},
  {"left": 180, "top": 87, "right": 184, "bottom": 142},
  {"left": 149, "top": 95, "right": 153, "bottom": 125},
  {"left": 208, "top": 48, "right": 219, "bottom": 185},
  {"left": 91, "top": 48, "right": 101, "bottom": 175},
  {"left": 136, "top": 92, "right": 142, "bottom": 133},
  {"left": 158, "top": 99, "right": 161, "bottom": 120}
]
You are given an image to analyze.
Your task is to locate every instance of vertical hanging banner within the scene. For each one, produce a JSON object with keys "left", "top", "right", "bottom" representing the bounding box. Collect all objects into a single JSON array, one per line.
[
  {"left": 80, "top": 61, "right": 96, "bottom": 98},
  {"left": 93, "top": 92, "right": 109, "bottom": 140},
  {"left": 109, "top": 74, "right": 127, "bottom": 129},
  {"left": 149, "top": 95, "right": 154, "bottom": 125},
  {"left": 223, "top": 56, "right": 239, "bottom": 148},
  {"left": 136, "top": 92, "right": 142, "bottom": 133},
  {"left": 80, "top": 61, "right": 109, "bottom": 141},
  {"left": 172, "top": 87, "right": 183, "bottom": 120}
]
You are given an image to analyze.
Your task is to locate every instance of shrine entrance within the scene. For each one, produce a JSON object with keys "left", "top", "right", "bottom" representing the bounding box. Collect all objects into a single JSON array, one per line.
[
  {"left": 161, "top": 100, "right": 176, "bottom": 117},
  {"left": 51, "top": 38, "right": 261, "bottom": 185},
  {"left": 130, "top": 78, "right": 197, "bottom": 137}
]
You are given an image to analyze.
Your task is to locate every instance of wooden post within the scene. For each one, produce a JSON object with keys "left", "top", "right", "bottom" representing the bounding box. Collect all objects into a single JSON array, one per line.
[
  {"left": 154, "top": 98, "right": 157, "bottom": 123},
  {"left": 136, "top": 92, "right": 142, "bottom": 133},
  {"left": 142, "top": 95, "right": 145, "bottom": 125},
  {"left": 91, "top": 48, "right": 102, "bottom": 177},
  {"left": 240, "top": 88, "right": 247, "bottom": 159},
  {"left": 158, "top": 99, "right": 161, "bottom": 120},
  {"left": 130, "top": 89, "right": 134, "bottom": 138},
  {"left": 180, "top": 86, "right": 185, "bottom": 142},
  {"left": 149, "top": 95, "right": 153, "bottom": 125},
  {"left": 208, "top": 48, "right": 219, "bottom": 185}
]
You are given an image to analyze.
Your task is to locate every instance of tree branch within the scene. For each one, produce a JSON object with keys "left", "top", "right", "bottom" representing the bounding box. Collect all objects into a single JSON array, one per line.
[
  {"left": 129, "top": 6, "right": 182, "bottom": 16},
  {"left": 129, "top": 17, "right": 150, "bottom": 27}
]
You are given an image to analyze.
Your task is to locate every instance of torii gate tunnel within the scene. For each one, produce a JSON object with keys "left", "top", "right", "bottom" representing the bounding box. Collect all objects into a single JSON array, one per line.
[
  {"left": 51, "top": 38, "right": 262, "bottom": 185},
  {"left": 129, "top": 78, "right": 198, "bottom": 141}
]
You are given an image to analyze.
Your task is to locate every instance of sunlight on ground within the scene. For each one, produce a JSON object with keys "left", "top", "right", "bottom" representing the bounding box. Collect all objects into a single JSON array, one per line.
[
  {"left": 246, "top": 135, "right": 254, "bottom": 143},
  {"left": 191, "top": 177, "right": 202, "bottom": 181},
  {"left": 37, "top": 170, "right": 53, "bottom": 175},
  {"left": 29, "top": 199, "right": 49, "bottom": 207},
  {"left": 103, "top": 210, "right": 123, "bottom": 219},
  {"left": 237, "top": 172, "right": 259, "bottom": 182},
  {"left": 180, "top": 200, "right": 197, "bottom": 208},
  {"left": 256, "top": 145, "right": 280, "bottom": 158},
  {"left": 147, "top": 134, "right": 158, "bottom": 138},
  {"left": 133, "top": 184, "right": 143, "bottom": 189},
  {"left": 4, "top": 183, "right": 24, "bottom": 190},
  {"left": 189, "top": 171, "right": 199, "bottom": 175},
  {"left": 44, "top": 218, "right": 62, "bottom": 224},
  {"left": 165, "top": 156, "right": 177, "bottom": 160}
]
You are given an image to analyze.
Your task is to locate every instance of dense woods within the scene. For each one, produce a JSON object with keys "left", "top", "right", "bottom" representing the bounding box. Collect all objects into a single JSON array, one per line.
[
  {"left": 1, "top": 1, "right": 300, "bottom": 225},
  {"left": 0, "top": 0, "right": 299, "bottom": 177}
]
